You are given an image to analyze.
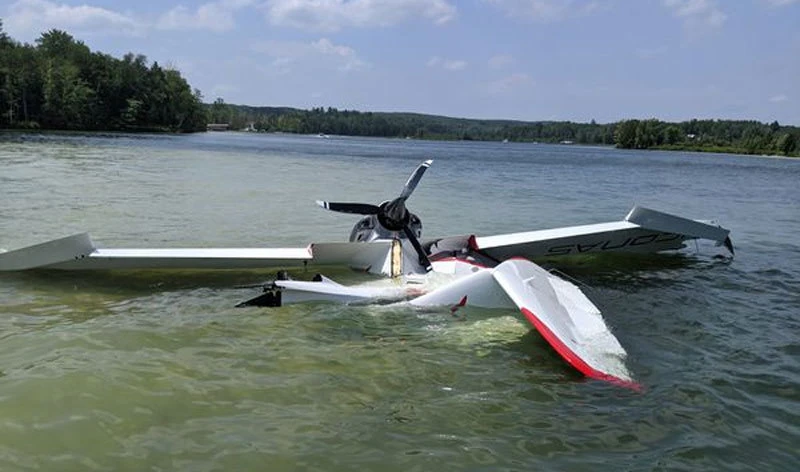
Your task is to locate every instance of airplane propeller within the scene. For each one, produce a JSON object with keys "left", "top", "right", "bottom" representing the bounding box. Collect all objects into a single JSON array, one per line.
[{"left": 316, "top": 159, "right": 433, "bottom": 272}]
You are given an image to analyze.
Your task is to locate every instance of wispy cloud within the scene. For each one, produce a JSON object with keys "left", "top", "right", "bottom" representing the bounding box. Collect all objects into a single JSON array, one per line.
[
  {"left": 157, "top": 1, "right": 254, "bottom": 32},
  {"left": 488, "top": 54, "right": 515, "bottom": 69},
  {"left": 427, "top": 56, "right": 467, "bottom": 71},
  {"left": 484, "top": 0, "right": 602, "bottom": 22},
  {"left": 251, "top": 38, "right": 367, "bottom": 73},
  {"left": 262, "top": 0, "right": 456, "bottom": 32},
  {"left": 769, "top": 94, "right": 788, "bottom": 103},
  {"left": 488, "top": 72, "right": 533, "bottom": 94},
  {"left": 4, "top": 0, "right": 257, "bottom": 39},
  {"left": 663, "top": 0, "right": 727, "bottom": 29},
  {"left": 765, "top": 0, "right": 798, "bottom": 6},
  {"left": 4, "top": 0, "right": 144, "bottom": 40},
  {"left": 635, "top": 46, "right": 668, "bottom": 59}
]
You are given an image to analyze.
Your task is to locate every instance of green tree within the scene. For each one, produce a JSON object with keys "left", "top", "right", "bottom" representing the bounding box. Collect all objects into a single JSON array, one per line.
[
  {"left": 210, "top": 97, "right": 230, "bottom": 123},
  {"left": 776, "top": 133, "right": 796, "bottom": 156},
  {"left": 742, "top": 125, "right": 767, "bottom": 153},
  {"left": 614, "top": 120, "right": 639, "bottom": 148},
  {"left": 634, "top": 119, "right": 660, "bottom": 148},
  {"left": 663, "top": 125, "right": 682, "bottom": 145},
  {"left": 0, "top": 19, "right": 11, "bottom": 47},
  {"left": 41, "top": 60, "right": 94, "bottom": 129}
]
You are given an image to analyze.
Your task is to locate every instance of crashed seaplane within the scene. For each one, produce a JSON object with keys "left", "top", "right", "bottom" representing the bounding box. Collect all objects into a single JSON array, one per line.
[{"left": 0, "top": 160, "right": 733, "bottom": 388}]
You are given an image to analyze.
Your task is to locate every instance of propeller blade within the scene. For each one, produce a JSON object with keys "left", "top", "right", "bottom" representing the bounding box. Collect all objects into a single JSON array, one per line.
[
  {"left": 316, "top": 201, "right": 380, "bottom": 215},
  {"left": 402, "top": 225, "right": 432, "bottom": 272},
  {"left": 398, "top": 159, "right": 433, "bottom": 200},
  {"left": 383, "top": 197, "right": 408, "bottom": 228}
]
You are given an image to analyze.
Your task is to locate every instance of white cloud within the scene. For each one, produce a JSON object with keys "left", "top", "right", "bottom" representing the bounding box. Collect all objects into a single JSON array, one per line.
[
  {"left": 484, "top": 0, "right": 601, "bottom": 21},
  {"left": 251, "top": 38, "right": 366, "bottom": 72},
  {"left": 635, "top": 46, "right": 668, "bottom": 59},
  {"left": 262, "top": 0, "right": 456, "bottom": 32},
  {"left": 488, "top": 72, "right": 533, "bottom": 95},
  {"left": 4, "top": 0, "right": 143, "bottom": 40},
  {"left": 157, "top": 1, "right": 254, "bottom": 32},
  {"left": 663, "top": 0, "right": 727, "bottom": 29},
  {"left": 427, "top": 56, "right": 467, "bottom": 71},
  {"left": 488, "top": 54, "right": 515, "bottom": 69},
  {"left": 443, "top": 59, "right": 467, "bottom": 71},
  {"left": 312, "top": 38, "right": 365, "bottom": 70},
  {"left": 769, "top": 94, "right": 788, "bottom": 103}
]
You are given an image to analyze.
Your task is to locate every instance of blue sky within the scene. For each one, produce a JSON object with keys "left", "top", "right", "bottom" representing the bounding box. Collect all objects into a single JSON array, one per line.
[{"left": 2, "top": 0, "right": 798, "bottom": 124}]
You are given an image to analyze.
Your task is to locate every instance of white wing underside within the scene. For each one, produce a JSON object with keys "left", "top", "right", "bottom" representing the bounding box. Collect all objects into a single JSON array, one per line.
[
  {"left": 0, "top": 233, "right": 397, "bottom": 273},
  {"left": 0, "top": 206, "right": 730, "bottom": 272},
  {"left": 432, "top": 206, "right": 731, "bottom": 260}
]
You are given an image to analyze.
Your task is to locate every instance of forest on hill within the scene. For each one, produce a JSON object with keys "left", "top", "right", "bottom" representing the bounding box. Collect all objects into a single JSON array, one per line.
[{"left": 0, "top": 21, "right": 206, "bottom": 132}]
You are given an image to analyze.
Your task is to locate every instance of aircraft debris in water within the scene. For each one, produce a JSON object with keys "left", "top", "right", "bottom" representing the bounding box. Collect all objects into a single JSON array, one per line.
[{"left": 0, "top": 159, "right": 734, "bottom": 389}]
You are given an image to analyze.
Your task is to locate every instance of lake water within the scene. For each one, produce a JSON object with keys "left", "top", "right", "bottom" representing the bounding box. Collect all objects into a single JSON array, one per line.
[{"left": 0, "top": 132, "right": 798, "bottom": 470}]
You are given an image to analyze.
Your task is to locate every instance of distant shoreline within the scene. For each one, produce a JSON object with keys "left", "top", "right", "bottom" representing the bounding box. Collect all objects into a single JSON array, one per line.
[
  {"left": 206, "top": 104, "right": 800, "bottom": 158},
  {"left": 3, "top": 128, "right": 797, "bottom": 160}
]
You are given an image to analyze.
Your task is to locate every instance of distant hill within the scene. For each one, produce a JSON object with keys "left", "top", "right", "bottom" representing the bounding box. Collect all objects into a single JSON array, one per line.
[
  {"left": 208, "top": 101, "right": 617, "bottom": 145},
  {"left": 207, "top": 100, "right": 798, "bottom": 157}
]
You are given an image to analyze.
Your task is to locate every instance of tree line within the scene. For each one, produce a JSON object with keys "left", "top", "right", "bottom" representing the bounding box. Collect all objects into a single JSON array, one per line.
[
  {"left": 212, "top": 102, "right": 799, "bottom": 156},
  {"left": 208, "top": 100, "right": 619, "bottom": 144},
  {"left": 614, "top": 118, "right": 797, "bottom": 156},
  {"left": 2, "top": 22, "right": 797, "bottom": 157},
  {"left": 0, "top": 21, "right": 206, "bottom": 132}
]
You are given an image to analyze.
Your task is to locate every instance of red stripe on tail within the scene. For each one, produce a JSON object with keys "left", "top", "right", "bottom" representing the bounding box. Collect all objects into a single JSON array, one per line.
[
  {"left": 520, "top": 308, "right": 642, "bottom": 391},
  {"left": 450, "top": 296, "right": 468, "bottom": 315}
]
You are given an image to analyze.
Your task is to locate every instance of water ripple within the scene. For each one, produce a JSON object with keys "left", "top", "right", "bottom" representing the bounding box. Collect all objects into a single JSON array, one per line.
[{"left": 1, "top": 133, "right": 798, "bottom": 470}]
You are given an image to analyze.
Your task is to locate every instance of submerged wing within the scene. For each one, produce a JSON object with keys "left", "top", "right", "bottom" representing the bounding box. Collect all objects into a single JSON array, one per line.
[
  {"left": 411, "top": 258, "right": 639, "bottom": 389},
  {"left": 446, "top": 206, "right": 733, "bottom": 261},
  {"left": 0, "top": 233, "right": 399, "bottom": 274},
  {"left": 237, "top": 275, "right": 409, "bottom": 307}
]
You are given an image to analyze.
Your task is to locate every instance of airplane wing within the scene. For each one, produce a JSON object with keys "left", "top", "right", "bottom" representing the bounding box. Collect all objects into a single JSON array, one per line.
[
  {"left": 427, "top": 205, "right": 733, "bottom": 261},
  {"left": 0, "top": 232, "right": 401, "bottom": 275},
  {"left": 0, "top": 206, "right": 731, "bottom": 273},
  {"left": 410, "top": 258, "right": 639, "bottom": 389}
]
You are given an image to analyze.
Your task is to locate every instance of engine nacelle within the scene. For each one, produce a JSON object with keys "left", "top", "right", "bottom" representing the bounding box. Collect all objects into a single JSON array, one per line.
[{"left": 349, "top": 213, "right": 423, "bottom": 243}]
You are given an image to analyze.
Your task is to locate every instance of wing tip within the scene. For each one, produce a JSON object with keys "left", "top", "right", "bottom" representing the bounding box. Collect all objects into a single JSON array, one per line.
[
  {"left": 520, "top": 307, "right": 642, "bottom": 391},
  {"left": 723, "top": 236, "right": 735, "bottom": 256},
  {"left": 449, "top": 295, "right": 467, "bottom": 315}
]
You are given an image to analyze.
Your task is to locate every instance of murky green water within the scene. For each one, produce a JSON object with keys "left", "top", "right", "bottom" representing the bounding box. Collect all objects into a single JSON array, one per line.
[{"left": 1, "top": 132, "right": 798, "bottom": 470}]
